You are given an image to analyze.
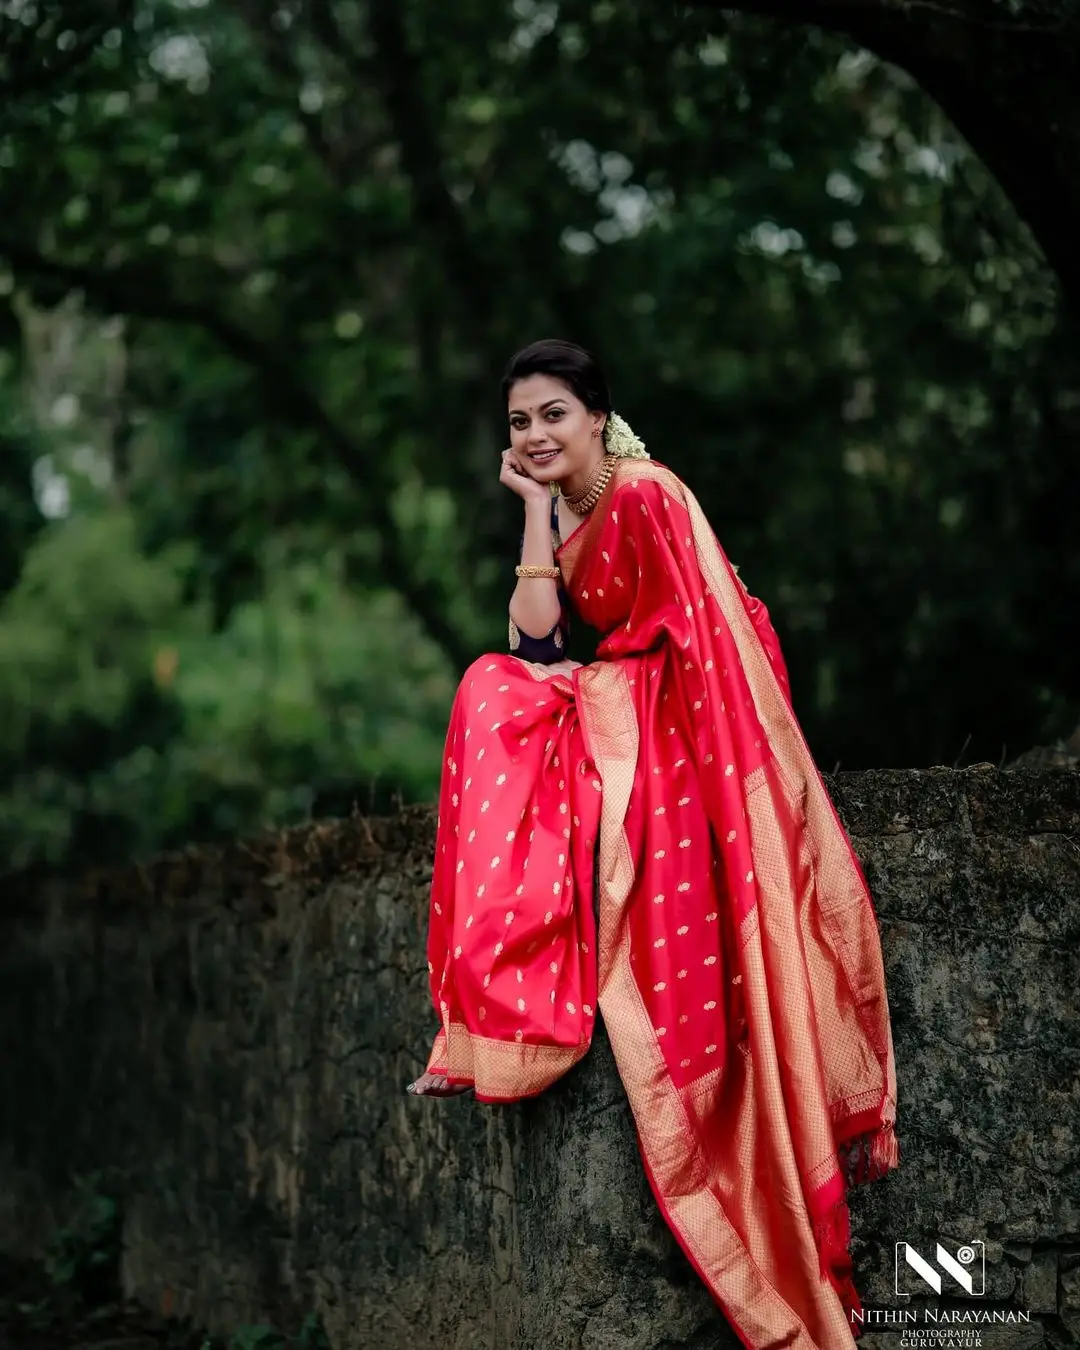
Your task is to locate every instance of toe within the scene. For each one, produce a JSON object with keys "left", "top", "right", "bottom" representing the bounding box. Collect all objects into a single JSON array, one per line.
[{"left": 407, "top": 1071, "right": 473, "bottom": 1098}]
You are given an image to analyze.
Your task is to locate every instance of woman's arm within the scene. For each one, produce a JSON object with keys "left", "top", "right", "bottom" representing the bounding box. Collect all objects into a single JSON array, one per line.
[
  {"left": 507, "top": 495, "right": 569, "bottom": 663},
  {"left": 508, "top": 496, "right": 562, "bottom": 638}
]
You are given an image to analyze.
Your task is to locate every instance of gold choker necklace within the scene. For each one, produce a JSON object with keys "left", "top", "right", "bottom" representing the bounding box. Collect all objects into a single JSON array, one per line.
[{"left": 560, "top": 454, "right": 617, "bottom": 515}]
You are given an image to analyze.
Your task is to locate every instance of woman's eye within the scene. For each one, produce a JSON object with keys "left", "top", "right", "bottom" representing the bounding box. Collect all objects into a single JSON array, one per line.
[{"left": 546, "top": 409, "right": 563, "bottom": 420}]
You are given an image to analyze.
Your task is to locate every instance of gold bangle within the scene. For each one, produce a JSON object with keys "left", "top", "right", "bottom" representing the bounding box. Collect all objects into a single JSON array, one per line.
[{"left": 515, "top": 565, "right": 560, "bottom": 579}]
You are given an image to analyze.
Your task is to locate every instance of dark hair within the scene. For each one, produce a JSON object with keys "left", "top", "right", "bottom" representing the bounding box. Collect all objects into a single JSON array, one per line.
[{"left": 501, "top": 339, "right": 612, "bottom": 413}]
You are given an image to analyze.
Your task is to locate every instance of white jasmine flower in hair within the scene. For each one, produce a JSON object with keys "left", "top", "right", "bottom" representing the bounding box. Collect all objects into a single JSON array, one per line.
[{"left": 603, "top": 411, "right": 649, "bottom": 459}]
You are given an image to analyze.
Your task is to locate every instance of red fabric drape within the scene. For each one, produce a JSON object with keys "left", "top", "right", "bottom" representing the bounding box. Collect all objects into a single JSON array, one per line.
[
  {"left": 426, "top": 655, "right": 601, "bottom": 1097},
  {"left": 425, "top": 460, "right": 898, "bottom": 1349}
]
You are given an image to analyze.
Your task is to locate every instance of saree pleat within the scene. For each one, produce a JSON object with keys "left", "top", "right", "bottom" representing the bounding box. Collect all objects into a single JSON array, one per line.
[
  {"left": 426, "top": 657, "right": 602, "bottom": 1101},
  {"left": 423, "top": 461, "right": 898, "bottom": 1349}
]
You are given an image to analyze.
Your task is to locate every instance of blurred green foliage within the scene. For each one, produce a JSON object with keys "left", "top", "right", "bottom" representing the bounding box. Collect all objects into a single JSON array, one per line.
[
  {"left": 0, "top": 1, "right": 1076, "bottom": 873},
  {"left": 45, "top": 1172, "right": 121, "bottom": 1302}
]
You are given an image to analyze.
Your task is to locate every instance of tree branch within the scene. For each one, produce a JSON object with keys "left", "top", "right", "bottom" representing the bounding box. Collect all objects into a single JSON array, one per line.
[
  {"left": 0, "top": 238, "right": 474, "bottom": 671},
  {"left": 229, "top": 1, "right": 362, "bottom": 192},
  {"left": 682, "top": 0, "right": 1076, "bottom": 33},
  {"left": 336, "top": 3, "right": 501, "bottom": 348},
  {"left": 682, "top": 0, "right": 1080, "bottom": 311}
]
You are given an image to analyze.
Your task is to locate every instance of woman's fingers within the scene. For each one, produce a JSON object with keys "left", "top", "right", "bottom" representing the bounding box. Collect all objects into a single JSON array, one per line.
[{"left": 500, "top": 449, "right": 549, "bottom": 502}]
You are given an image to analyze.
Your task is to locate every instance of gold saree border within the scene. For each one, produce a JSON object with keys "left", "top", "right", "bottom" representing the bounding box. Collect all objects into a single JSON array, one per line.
[
  {"left": 603, "top": 460, "right": 896, "bottom": 1139},
  {"left": 576, "top": 656, "right": 828, "bottom": 1350},
  {"left": 509, "top": 657, "right": 580, "bottom": 685},
  {"left": 426, "top": 1023, "right": 589, "bottom": 1101},
  {"left": 680, "top": 472, "right": 897, "bottom": 1135}
]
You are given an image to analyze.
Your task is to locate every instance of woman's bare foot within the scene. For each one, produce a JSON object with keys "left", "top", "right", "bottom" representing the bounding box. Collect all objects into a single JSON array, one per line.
[{"left": 406, "top": 1071, "right": 473, "bottom": 1097}]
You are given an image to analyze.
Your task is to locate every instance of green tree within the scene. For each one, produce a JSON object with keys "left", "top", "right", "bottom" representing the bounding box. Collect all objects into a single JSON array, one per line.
[{"left": 0, "top": 1, "right": 1076, "bottom": 869}]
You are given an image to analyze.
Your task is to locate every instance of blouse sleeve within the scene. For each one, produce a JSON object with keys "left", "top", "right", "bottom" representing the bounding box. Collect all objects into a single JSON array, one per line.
[{"left": 508, "top": 499, "right": 570, "bottom": 664}]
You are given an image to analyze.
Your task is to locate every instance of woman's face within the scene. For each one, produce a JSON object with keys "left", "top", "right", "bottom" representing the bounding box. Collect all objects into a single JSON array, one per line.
[{"left": 507, "top": 374, "right": 606, "bottom": 486}]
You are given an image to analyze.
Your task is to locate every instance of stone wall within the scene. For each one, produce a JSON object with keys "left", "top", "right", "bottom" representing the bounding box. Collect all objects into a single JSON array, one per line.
[{"left": 1, "top": 767, "right": 1078, "bottom": 1350}]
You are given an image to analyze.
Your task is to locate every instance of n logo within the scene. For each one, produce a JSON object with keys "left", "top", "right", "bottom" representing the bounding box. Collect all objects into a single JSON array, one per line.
[{"left": 895, "top": 1241, "right": 985, "bottom": 1297}]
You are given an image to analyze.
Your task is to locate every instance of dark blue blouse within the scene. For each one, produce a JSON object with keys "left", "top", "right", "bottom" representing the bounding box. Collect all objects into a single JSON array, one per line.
[{"left": 509, "top": 492, "right": 570, "bottom": 664}]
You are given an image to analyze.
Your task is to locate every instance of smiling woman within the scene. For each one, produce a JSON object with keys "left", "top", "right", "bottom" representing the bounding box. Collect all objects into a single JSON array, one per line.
[
  {"left": 406, "top": 338, "right": 900, "bottom": 1350},
  {"left": 499, "top": 346, "right": 618, "bottom": 656}
]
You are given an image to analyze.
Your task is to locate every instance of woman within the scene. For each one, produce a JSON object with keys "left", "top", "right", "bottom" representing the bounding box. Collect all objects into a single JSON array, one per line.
[{"left": 408, "top": 339, "right": 899, "bottom": 1350}]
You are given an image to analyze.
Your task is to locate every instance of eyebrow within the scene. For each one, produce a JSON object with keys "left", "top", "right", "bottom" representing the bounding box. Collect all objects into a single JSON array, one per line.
[{"left": 508, "top": 398, "right": 567, "bottom": 415}]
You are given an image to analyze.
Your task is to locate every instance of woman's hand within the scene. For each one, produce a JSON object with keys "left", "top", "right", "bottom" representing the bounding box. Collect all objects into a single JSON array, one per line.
[{"left": 500, "top": 448, "right": 551, "bottom": 506}]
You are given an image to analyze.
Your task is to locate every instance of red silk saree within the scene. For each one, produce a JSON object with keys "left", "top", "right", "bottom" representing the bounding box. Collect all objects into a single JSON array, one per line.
[{"left": 425, "top": 459, "right": 899, "bottom": 1349}]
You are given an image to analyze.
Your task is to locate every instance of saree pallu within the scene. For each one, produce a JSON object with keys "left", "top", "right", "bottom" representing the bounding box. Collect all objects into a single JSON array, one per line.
[{"left": 425, "top": 460, "right": 899, "bottom": 1350}]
